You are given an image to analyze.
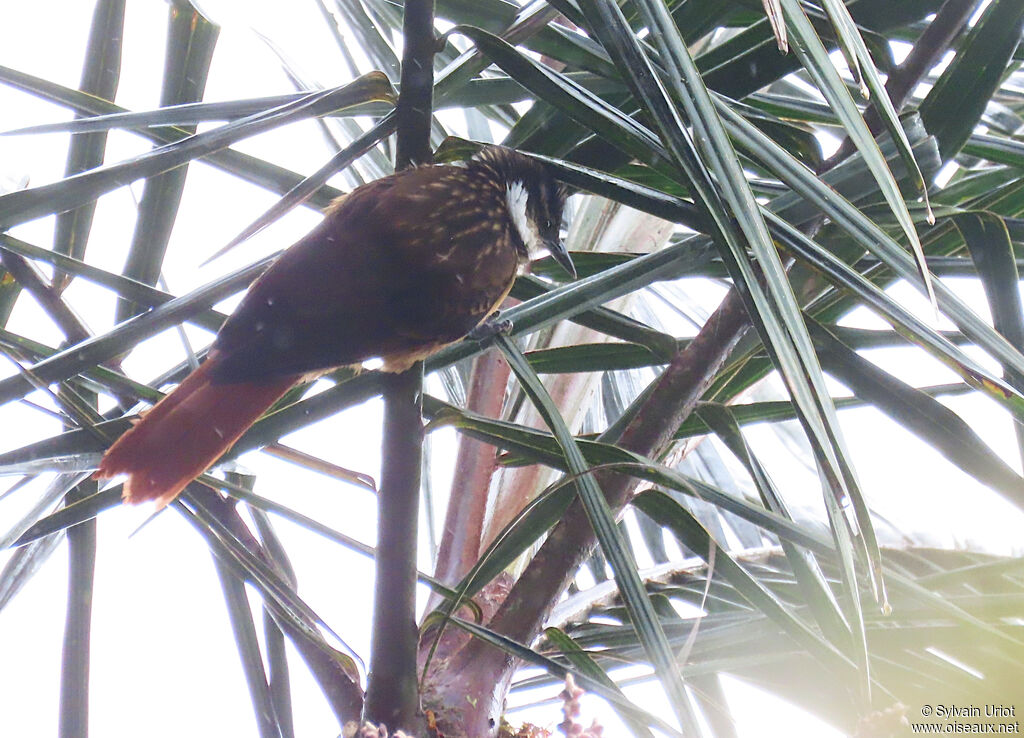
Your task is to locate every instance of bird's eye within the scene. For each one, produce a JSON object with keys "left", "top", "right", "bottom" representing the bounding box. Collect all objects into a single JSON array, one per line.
[{"left": 545, "top": 219, "right": 552, "bottom": 229}]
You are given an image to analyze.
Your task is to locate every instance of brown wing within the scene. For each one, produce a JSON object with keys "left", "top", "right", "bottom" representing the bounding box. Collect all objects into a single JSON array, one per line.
[{"left": 209, "top": 165, "right": 521, "bottom": 383}]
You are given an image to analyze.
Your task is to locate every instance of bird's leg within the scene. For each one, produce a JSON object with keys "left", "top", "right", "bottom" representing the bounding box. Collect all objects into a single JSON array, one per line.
[{"left": 466, "top": 312, "right": 513, "bottom": 342}]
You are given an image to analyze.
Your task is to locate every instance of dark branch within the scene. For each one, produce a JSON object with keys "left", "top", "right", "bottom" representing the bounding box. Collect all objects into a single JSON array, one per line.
[
  {"left": 59, "top": 474, "right": 97, "bottom": 738},
  {"left": 428, "top": 352, "right": 507, "bottom": 606},
  {"left": 364, "top": 0, "right": 436, "bottom": 733},
  {"left": 394, "top": 0, "right": 436, "bottom": 169},
  {"left": 0, "top": 247, "right": 93, "bottom": 346},
  {"left": 476, "top": 289, "right": 749, "bottom": 647},
  {"left": 365, "top": 368, "right": 426, "bottom": 733},
  {"left": 821, "top": 0, "right": 981, "bottom": 169}
]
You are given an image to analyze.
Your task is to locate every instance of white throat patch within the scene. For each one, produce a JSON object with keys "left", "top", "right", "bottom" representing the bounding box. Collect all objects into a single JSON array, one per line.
[{"left": 505, "top": 181, "right": 541, "bottom": 253}]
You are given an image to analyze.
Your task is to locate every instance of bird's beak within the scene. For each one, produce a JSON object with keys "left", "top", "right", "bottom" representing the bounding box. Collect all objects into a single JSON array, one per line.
[{"left": 547, "top": 239, "right": 576, "bottom": 279}]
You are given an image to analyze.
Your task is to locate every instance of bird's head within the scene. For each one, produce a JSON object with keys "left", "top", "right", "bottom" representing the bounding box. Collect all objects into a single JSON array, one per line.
[{"left": 472, "top": 147, "right": 575, "bottom": 279}]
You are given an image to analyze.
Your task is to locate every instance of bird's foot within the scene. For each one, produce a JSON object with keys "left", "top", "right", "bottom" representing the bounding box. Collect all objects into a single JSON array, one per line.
[{"left": 467, "top": 314, "right": 513, "bottom": 342}]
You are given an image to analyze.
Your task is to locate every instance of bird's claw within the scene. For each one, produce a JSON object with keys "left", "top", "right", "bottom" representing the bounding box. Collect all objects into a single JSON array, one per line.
[{"left": 467, "top": 315, "right": 514, "bottom": 342}]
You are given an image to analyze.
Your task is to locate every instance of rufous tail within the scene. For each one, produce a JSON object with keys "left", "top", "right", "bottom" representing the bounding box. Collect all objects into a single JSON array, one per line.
[{"left": 95, "top": 358, "right": 295, "bottom": 508}]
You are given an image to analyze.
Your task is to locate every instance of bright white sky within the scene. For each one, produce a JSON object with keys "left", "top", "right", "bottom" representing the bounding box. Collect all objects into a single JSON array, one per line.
[{"left": 0, "top": 2, "right": 1020, "bottom": 737}]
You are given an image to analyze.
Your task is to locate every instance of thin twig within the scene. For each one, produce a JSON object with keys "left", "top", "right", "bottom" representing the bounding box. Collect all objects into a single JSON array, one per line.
[{"left": 0, "top": 247, "right": 93, "bottom": 346}]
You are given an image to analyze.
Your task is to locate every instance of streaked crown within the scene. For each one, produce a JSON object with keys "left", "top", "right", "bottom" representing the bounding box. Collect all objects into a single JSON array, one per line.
[{"left": 468, "top": 146, "right": 572, "bottom": 276}]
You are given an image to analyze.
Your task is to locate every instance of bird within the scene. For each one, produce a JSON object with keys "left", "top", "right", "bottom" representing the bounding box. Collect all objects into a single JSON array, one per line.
[{"left": 94, "top": 146, "right": 572, "bottom": 508}]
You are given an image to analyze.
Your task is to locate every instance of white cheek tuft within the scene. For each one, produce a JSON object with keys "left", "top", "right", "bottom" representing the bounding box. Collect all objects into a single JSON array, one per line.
[{"left": 505, "top": 181, "right": 541, "bottom": 253}]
